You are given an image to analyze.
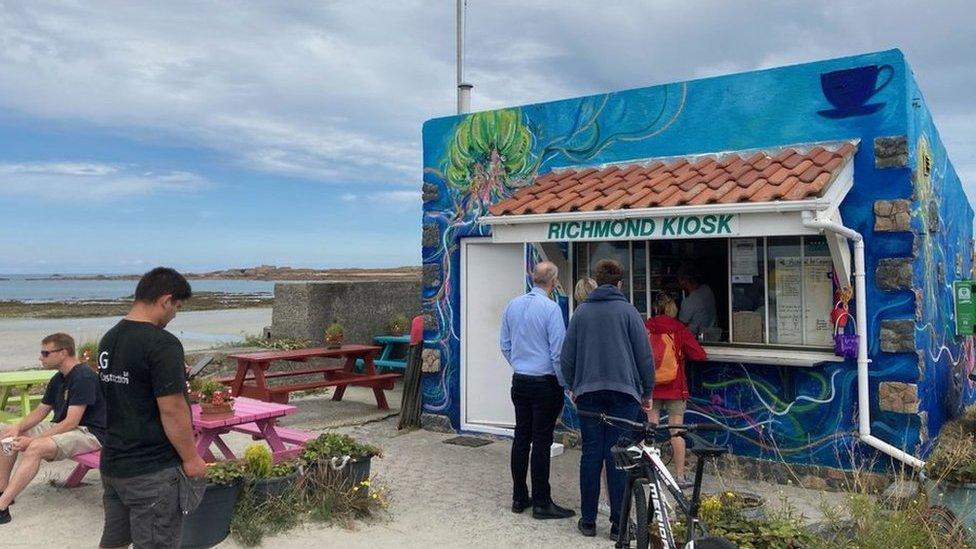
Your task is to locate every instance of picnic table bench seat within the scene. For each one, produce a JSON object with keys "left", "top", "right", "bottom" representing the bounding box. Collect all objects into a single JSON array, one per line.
[
  {"left": 227, "top": 346, "right": 401, "bottom": 408},
  {"left": 217, "top": 365, "right": 346, "bottom": 385},
  {"left": 231, "top": 422, "right": 316, "bottom": 445},
  {"left": 65, "top": 450, "right": 100, "bottom": 488}
]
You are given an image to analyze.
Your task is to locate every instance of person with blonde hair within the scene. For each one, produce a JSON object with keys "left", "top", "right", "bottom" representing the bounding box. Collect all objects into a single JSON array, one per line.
[
  {"left": 574, "top": 276, "right": 597, "bottom": 303},
  {"left": 645, "top": 292, "right": 707, "bottom": 487}
]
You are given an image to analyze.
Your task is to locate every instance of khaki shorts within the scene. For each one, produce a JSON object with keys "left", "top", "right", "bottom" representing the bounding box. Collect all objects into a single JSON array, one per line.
[
  {"left": 651, "top": 399, "right": 687, "bottom": 423},
  {"left": 21, "top": 421, "right": 101, "bottom": 461}
]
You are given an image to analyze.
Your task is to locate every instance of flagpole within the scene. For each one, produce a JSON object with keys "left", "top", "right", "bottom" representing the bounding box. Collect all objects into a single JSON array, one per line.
[{"left": 457, "top": 0, "right": 472, "bottom": 114}]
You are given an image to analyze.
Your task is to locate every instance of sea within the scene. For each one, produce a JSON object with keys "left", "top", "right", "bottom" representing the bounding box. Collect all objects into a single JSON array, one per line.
[{"left": 0, "top": 274, "right": 277, "bottom": 302}]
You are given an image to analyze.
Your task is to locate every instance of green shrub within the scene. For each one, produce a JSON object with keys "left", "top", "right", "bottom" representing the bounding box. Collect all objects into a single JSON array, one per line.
[
  {"left": 242, "top": 335, "right": 311, "bottom": 351},
  {"left": 78, "top": 341, "right": 99, "bottom": 371},
  {"left": 300, "top": 433, "right": 381, "bottom": 467},
  {"left": 244, "top": 444, "right": 273, "bottom": 478},
  {"left": 206, "top": 460, "right": 245, "bottom": 486},
  {"left": 925, "top": 403, "right": 976, "bottom": 484},
  {"left": 388, "top": 313, "right": 409, "bottom": 335}
]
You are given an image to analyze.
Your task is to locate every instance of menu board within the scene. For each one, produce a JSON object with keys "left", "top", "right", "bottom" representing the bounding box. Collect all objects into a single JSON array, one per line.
[
  {"left": 774, "top": 256, "right": 834, "bottom": 346},
  {"left": 803, "top": 256, "right": 834, "bottom": 346},
  {"left": 731, "top": 239, "right": 759, "bottom": 276},
  {"left": 774, "top": 257, "right": 803, "bottom": 344}
]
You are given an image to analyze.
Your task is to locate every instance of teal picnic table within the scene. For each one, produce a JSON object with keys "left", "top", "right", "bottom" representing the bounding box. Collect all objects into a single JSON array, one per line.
[
  {"left": 0, "top": 369, "right": 55, "bottom": 422},
  {"left": 356, "top": 335, "right": 437, "bottom": 372}
]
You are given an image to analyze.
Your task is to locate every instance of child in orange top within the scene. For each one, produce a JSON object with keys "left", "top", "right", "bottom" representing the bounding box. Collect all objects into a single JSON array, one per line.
[{"left": 645, "top": 293, "right": 707, "bottom": 487}]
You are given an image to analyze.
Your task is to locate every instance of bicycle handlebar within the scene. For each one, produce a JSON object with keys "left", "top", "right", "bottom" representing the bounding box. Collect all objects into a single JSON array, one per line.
[{"left": 576, "top": 410, "right": 725, "bottom": 432}]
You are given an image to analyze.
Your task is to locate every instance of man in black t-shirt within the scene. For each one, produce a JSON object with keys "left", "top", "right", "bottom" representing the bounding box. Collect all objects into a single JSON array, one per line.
[
  {"left": 98, "top": 267, "right": 206, "bottom": 549},
  {"left": 0, "top": 333, "right": 106, "bottom": 524}
]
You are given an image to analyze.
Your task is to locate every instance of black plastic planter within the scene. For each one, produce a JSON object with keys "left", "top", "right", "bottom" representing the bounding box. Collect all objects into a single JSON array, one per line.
[
  {"left": 250, "top": 470, "right": 300, "bottom": 503},
  {"left": 306, "top": 456, "right": 372, "bottom": 492},
  {"left": 180, "top": 481, "right": 242, "bottom": 549}
]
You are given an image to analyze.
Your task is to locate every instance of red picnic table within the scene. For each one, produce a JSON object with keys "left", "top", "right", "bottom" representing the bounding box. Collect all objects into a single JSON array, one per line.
[
  {"left": 223, "top": 345, "right": 401, "bottom": 409},
  {"left": 64, "top": 397, "right": 313, "bottom": 487}
]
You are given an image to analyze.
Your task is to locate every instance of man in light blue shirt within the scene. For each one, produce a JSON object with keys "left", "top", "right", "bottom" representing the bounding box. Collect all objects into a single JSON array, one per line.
[{"left": 500, "top": 261, "right": 575, "bottom": 521}]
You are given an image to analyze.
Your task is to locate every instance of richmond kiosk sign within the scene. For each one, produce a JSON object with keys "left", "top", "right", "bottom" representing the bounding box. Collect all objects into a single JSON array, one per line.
[{"left": 544, "top": 214, "right": 739, "bottom": 241}]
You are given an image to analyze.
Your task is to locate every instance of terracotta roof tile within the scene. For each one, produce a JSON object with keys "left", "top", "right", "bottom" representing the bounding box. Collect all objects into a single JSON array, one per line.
[
  {"left": 781, "top": 152, "right": 804, "bottom": 169},
  {"left": 488, "top": 141, "right": 858, "bottom": 217}
]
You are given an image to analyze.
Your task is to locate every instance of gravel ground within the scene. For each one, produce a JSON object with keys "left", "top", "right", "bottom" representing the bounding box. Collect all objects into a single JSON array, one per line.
[{"left": 1, "top": 383, "right": 847, "bottom": 548}]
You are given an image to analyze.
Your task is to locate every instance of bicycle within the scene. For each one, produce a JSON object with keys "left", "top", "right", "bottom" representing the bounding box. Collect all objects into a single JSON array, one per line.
[{"left": 577, "top": 410, "right": 735, "bottom": 549}]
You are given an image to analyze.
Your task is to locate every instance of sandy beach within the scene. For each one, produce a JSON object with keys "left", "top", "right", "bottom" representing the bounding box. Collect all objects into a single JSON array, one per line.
[{"left": 0, "top": 308, "right": 272, "bottom": 371}]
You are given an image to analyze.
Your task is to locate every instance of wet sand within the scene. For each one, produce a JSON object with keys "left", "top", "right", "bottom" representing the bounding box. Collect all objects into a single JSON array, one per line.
[{"left": 0, "top": 308, "right": 272, "bottom": 371}]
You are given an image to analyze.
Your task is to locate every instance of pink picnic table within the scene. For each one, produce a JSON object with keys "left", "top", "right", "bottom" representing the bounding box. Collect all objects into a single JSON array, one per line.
[
  {"left": 193, "top": 396, "right": 305, "bottom": 462},
  {"left": 64, "top": 397, "right": 313, "bottom": 487}
]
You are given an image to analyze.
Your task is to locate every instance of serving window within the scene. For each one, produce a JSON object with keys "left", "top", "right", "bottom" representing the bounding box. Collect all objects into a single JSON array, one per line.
[{"left": 572, "top": 234, "right": 835, "bottom": 350}]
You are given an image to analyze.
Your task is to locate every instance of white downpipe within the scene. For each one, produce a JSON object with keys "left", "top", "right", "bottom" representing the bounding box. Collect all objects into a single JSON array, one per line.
[{"left": 802, "top": 214, "right": 925, "bottom": 469}]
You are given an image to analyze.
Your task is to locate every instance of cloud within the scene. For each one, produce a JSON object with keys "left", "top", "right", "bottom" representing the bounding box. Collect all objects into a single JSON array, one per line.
[
  {"left": 340, "top": 193, "right": 358, "bottom": 201},
  {"left": 0, "top": 1, "right": 974, "bottom": 192},
  {"left": 0, "top": 161, "right": 208, "bottom": 200}
]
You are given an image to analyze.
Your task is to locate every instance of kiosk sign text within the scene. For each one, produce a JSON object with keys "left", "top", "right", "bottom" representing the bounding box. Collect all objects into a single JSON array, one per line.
[{"left": 545, "top": 214, "right": 738, "bottom": 241}]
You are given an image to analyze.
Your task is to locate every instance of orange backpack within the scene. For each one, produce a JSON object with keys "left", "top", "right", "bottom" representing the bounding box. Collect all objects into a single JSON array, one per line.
[{"left": 650, "top": 332, "right": 680, "bottom": 386}]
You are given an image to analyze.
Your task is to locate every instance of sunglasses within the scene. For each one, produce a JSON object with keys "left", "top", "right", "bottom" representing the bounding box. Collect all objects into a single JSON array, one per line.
[{"left": 40, "top": 349, "right": 64, "bottom": 358}]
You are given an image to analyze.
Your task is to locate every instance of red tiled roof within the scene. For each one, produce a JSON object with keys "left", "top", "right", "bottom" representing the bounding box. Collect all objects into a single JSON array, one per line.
[{"left": 488, "top": 141, "right": 858, "bottom": 216}]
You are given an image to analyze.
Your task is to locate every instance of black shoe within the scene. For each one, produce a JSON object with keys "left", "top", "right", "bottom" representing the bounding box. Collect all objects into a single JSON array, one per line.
[
  {"left": 532, "top": 502, "right": 576, "bottom": 519},
  {"left": 511, "top": 500, "right": 531, "bottom": 514},
  {"left": 577, "top": 518, "right": 596, "bottom": 537},
  {"left": 0, "top": 507, "right": 9, "bottom": 524}
]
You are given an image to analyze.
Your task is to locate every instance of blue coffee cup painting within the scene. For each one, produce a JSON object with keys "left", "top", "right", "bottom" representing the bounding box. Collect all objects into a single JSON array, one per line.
[{"left": 818, "top": 64, "right": 893, "bottom": 118}]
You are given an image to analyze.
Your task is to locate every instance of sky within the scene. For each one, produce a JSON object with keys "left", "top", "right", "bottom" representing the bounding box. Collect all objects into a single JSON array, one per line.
[{"left": 0, "top": 1, "right": 974, "bottom": 274}]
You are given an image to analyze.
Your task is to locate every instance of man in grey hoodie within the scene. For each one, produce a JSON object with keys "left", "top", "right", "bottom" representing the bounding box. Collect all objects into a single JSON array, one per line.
[{"left": 561, "top": 258, "right": 654, "bottom": 539}]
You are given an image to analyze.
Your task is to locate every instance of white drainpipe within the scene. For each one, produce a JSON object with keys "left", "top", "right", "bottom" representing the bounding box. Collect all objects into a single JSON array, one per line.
[{"left": 802, "top": 213, "right": 925, "bottom": 469}]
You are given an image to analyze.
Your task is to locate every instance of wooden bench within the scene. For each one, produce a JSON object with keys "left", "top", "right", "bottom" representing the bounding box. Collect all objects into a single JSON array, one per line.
[
  {"left": 218, "top": 365, "right": 345, "bottom": 386},
  {"left": 230, "top": 422, "right": 316, "bottom": 445},
  {"left": 65, "top": 450, "right": 100, "bottom": 488}
]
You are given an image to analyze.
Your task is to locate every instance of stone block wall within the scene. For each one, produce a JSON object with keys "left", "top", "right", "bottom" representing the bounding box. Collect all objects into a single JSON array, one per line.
[{"left": 270, "top": 280, "right": 421, "bottom": 345}]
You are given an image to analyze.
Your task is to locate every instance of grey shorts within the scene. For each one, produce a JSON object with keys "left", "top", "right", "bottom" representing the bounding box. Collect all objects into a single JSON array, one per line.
[{"left": 101, "top": 466, "right": 183, "bottom": 548}]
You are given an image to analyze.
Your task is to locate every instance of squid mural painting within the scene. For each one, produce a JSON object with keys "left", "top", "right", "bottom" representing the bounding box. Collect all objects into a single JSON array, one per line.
[{"left": 420, "top": 49, "right": 976, "bottom": 470}]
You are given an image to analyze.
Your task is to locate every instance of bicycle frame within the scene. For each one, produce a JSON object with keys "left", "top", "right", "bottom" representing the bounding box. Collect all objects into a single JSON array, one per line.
[{"left": 618, "top": 437, "right": 709, "bottom": 548}]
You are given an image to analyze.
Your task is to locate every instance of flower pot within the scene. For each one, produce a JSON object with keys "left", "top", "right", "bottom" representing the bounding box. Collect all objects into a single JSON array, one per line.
[
  {"left": 925, "top": 479, "right": 976, "bottom": 542},
  {"left": 180, "top": 481, "right": 241, "bottom": 549},
  {"left": 250, "top": 470, "right": 300, "bottom": 503},
  {"left": 307, "top": 455, "right": 372, "bottom": 491},
  {"left": 199, "top": 401, "right": 234, "bottom": 420},
  {"left": 704, "top": 491, "right": 766, "bottom": 521}
]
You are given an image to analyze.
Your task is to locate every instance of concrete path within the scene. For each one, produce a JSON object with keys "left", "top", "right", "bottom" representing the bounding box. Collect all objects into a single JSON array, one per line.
[{"left": 1, "top": 383, "right": 846, "bottom": 548}]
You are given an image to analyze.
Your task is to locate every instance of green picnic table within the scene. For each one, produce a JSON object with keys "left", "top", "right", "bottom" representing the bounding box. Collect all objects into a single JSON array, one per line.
[{"left": 0, "top": 370, "right": 55, "bottom": 423}]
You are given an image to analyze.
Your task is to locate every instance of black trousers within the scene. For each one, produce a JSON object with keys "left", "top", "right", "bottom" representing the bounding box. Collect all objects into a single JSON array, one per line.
[{"left": 510, "top": 373, "right": 564, "bottom": 507}]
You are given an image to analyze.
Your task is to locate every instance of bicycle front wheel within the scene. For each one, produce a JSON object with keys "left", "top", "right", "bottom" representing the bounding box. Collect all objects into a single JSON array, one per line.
[{"left": 629, "top": 481, "right": 650, "bottom": 549}]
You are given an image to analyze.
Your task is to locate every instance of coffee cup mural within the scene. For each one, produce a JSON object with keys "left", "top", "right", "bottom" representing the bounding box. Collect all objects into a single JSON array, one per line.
[{"left": 818, "top": 64, "right": 893, "bottom": 118}]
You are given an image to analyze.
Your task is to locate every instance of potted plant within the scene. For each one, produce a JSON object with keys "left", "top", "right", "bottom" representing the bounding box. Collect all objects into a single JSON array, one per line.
[
  {"left": 181, "top": 460, "right": 245, "bottom": 549},
  {"left": 324, "top": 321, "right": 345, "bottom": 349},
  {"left": 700, "top": 490, "right": 766, "bottom": 520},
  {"left": 78, "top": 341, "right": 99, "bottom": 372},
  {"left": 299, "top": 433, "right": 381, "bottom": 490},
  {"left": 192, "top": 377, "right": 235, "bottom": 419},
  {"left": 243, "top": 443, "right": 300, "bottom": 502},
  {"left": 388, "top": 313, "right": 408, "bottom": 336},
  {"left": 923, "top": 405, "right": 976, "bottom": 539}
]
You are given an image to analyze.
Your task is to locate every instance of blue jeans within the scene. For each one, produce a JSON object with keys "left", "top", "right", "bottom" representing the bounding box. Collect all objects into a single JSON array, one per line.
[{"left": 576, "top": 390, "right": 643, "bottom": 526}]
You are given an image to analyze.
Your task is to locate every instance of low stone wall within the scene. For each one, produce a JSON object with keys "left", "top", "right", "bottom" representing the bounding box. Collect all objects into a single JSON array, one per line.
[{"left": 270, "top": 281, "right": 421, "bottom": 345}]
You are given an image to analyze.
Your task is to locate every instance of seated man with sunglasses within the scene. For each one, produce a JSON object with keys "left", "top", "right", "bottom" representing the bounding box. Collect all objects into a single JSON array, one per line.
[{"left": 0, "top": 333, "right": 106, "bottom": 524}]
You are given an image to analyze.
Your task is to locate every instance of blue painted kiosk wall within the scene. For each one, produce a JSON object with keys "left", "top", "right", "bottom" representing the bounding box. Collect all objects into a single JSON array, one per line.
[{"left": 420, "top": 49, "right": 974, "bottom": 469}]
